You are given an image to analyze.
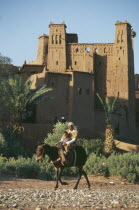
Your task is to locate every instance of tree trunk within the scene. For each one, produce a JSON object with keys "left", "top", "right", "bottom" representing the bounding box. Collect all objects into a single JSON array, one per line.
[{"left": 104, "top": 124, "right": 116, "bottom": 154}]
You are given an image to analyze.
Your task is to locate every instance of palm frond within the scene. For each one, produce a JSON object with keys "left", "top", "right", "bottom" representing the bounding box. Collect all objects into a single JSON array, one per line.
[{"left": 96, "top": 93, "right": 104, "bottom": 106}]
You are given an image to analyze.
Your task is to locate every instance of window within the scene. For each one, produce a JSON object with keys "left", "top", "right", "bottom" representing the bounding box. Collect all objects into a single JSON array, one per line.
[
  {"left": 138, "top": 82, "right": 139, "bottom": 89},
  {"left": 86, "top": 47, "right": 90, "bottom": 52},
  {"left": 56, "top": 61, "right": 58, "bottom": 65},
  {"left": 78, "top": 88, "right": 82, "bottom": 95},
  {"left": 56, "top": 35, "right": 58, "bottom": 44},
  {"left": 59, "top": 35, "right": 61, "bottom": 44},
  {"left": 52, "top": 35, "right": 54, "bottom": 44},
  {"left": 75, "top": 61, "right": 77, "bottom": 65},
  {"left": 95, "top": 48, "right": 99, "bottom": 53},
  {"left": 86, "top": 89, "right": 90, "bottom": 95},
  {"left": 104, "top": 48, "right": 107, "bottom": 53}
]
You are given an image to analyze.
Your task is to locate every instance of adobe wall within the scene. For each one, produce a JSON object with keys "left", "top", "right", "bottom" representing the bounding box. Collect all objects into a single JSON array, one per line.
[
  {"left": 47, "top": 23, "right": 67, "bottom": 72},
  {"left": 21, "top": 123, "right": 52, "bottom": 151},
  {"left": 21, "top": 21, "right": 137, "bottom": 144},
  {"left": 36, "top": 72, "right": 71, "bottom": 124},
  {"left": 71, "top": 71, "right": 95, "bottom": 137},
  {"left": 135, "top": 74, "right": 139, "bottom": 90},
  {"left": 67, "top": 43, "right": 113, "bottom": 75}
]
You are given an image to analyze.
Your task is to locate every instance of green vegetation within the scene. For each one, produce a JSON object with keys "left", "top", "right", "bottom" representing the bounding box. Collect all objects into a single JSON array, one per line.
[
  {"left": 0, "top": 53, "right": 53, "bottom": 134},
  {"left": 44, "top": 121, "right": 72, "bottom": 145},
  {"left": 0, "top": 156, "right": 55, "bottom": 180},
  {"left": 84, "top": 152, "right": 139, "bottom": 183},
  {"left": 0, "top": 55, "right": 138, "bottom": 184},
  {"left": 0, "top": 75, "right": 53, "bottom": 134},
  {"left": 0, "top": 128, "right": 30, "bottom": 158},
  {"left": 0, "top": 145, "right": 139, "bottom": 183},
  {"left": 77, "top": 138, "right": 104, "bottom": 156},
  {"left": 96, "top": 93, "right": 119, "bottom": 154}
]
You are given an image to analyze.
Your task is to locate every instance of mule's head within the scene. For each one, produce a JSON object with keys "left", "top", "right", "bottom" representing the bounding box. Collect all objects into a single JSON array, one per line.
[{"left": 36, "top": 144, "right": 46, "bottom": 163}]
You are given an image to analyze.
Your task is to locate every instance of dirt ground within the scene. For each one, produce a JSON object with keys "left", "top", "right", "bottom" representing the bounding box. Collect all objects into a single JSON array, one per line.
[{"left": 0, "top": 174, "right": 139, "bottom": 190}]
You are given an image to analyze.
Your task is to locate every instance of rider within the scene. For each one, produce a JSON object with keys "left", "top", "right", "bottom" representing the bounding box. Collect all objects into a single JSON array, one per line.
[
  {"left": 64, "top": 122, "right": 78, "bottom": 152},
  {"left": 57, "top": 122, "right": 78, "bottom": 165}
]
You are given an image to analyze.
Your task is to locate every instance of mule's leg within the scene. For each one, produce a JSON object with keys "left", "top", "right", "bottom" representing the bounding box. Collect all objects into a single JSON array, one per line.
[
  {"left": 55, "top": 169, "right": 60, "bottom": 190},
  {"left": 82, "top": 169, "right": 91, "bottom": 189},
  {"left": 73, "top": 167, "right": 82, "bottom": 189},
  {"left": 58, "top": 168, "right": 68, "bottom": 185}
]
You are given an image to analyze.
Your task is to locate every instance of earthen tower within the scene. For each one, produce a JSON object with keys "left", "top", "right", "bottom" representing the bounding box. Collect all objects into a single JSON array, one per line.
[{"left": 21, "top": 21, "right": 137, "bottom": 146}]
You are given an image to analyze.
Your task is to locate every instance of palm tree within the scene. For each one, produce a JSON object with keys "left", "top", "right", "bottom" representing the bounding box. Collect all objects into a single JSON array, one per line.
[
  {"left": 96, "top": 93, "right": 119, "bottom": 154},
  {"left": 0, "top": 75, "right": 53, "bottom": 134}
]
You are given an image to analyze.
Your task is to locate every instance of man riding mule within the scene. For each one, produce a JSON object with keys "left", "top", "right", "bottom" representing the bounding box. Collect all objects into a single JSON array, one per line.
[
  {"left": 36, "top": 143, "right": 90, "bottom": 189},
  {"left": 55, "top": 122, "right": 78, "bottom": 165}
]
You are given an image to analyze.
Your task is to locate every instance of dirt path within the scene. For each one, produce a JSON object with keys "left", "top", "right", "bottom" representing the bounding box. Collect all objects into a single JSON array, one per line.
[
  {"left": 0, "top": 175, "right": 139, "bottom": 209},
  {"left": 0, "top": 175, "right": 139, "bottom": 190}
]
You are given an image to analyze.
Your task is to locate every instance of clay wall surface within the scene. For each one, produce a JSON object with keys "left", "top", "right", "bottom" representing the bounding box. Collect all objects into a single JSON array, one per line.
[
  {"left": 36, "top": 72, "right": 71, "bottom": 124},
  {"left": 20, "top": 21, "right": 137, "bottom": 145},
  {"left": 36, "top": 35, "right": 49, "bottom": 65},
  {"left": 67, "top": 43, "right": 113, "bottom": 74},
  {"left": 47, "top": 23, "right": 67, "bottom": 72},
  {"left": 21, "top": 123, "right": 52, "bottom": 151},
  {"left": 71, "top": 72, "right": 95, "bottom": 137},
  {"left": 135, "top": 74, "right": 139, "bottom": 90},
  {"left": 135, "top": 75, "right": 139, "bottom": 118}
]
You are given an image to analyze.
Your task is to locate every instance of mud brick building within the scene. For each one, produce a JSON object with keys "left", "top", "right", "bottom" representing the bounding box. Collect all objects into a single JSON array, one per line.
[{"left": 20, "top": 21, "right": 137, "bottom": 147}]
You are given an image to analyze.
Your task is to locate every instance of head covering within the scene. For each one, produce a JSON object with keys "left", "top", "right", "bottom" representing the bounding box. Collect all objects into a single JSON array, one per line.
[{"left": 68, "top": 122, "right": 74, "bottom": 127}]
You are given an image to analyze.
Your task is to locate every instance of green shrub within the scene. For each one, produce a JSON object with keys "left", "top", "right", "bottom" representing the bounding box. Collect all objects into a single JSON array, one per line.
[
  {"left": 44, "top": 122, "right": 69, "bottom": 146},
  {"left": 0, "top": 155, "right": 55, "bottom": 180},
  {"left": 107, "top": 152, "right": 139, "bottom": 183},
  {"left": 0, "top": 132, "right": 7, "bottom": 155},
  {"left": 84, "top": 153, "right": 108, "bottom": 177},
  {"left": 77, "top": 138, "right": 104, "bottom": 156},
  {"left": 1, "top": 128, "right": 30, "bottom": 158},
  {"left": 84, "top": 152, "right": 139, "bottom": 183}
]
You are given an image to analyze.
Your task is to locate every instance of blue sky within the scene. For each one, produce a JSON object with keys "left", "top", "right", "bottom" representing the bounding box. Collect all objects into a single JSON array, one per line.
[{"left": 0, "top": 0, "right": 139, "bottom": 73}]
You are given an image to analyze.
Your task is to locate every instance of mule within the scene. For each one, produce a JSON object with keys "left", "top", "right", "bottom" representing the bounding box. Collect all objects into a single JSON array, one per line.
[{"left": 36, "top": 144, "right": 90, "bottom": 190}]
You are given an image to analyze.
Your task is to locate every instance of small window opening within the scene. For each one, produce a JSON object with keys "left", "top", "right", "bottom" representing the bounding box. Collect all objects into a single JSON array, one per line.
[
  {"left": 52, "top": 35, "right": 54, "bottom": 44},
  {"left": 76, "top": 48, "right": 79, "bottom": 53},
  {"left": 86, "top": 89, "right": 90, "bottom": 95},
  {"left": 56, "top": 35, "right": 58, "bottom": 44},
  {"left": 104, "top": 48, "right": 106, "bottom": 53},
  {"left": 86, "top": 47, "right": 90, "bottom": 52},
  {"left": 75, "top": 61, "right": 77, "bottom": 65},
  {"left": 59, "top": 35, "right": 61, "bottom": 44},
  {"left": 78, "top": 88, "right": 82, "bottom": 95},
  {"left": 95, "top": 48, "right": 98, "bottom": 53},
  {"left": 119, "top": 57, "right": 120, "bottom": 60},
  {"left": 138, "top": 82, "right": 139, "bottom": 89},
  {"left": 56, "top": 61, "right": 58, "bottom": 65}
]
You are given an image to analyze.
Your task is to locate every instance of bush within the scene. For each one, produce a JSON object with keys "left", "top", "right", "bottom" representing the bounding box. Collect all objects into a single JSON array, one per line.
[
  {"left": 84, "top": 152, "right": 139, "bottom": 183},
  {"left": 107, "top": 152, "right": 139, "bottom": 183},
  {"left": 0, "top": 155, "right": 55, "bottom": 180},
  {"left": 0, "top": 132, "right": 7, "bottom": 155},
  {"left": 1, "top": 128, "right": 30, "bottom": 158},
  {"left": 77, "top": 138, "right": 104, "bottom": 156},
  {"left": 84, "top": 153, "right": 108, "bottom": 177},
  {"left": 44, "top": 122, "right": 69, "bottom": 146}
]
